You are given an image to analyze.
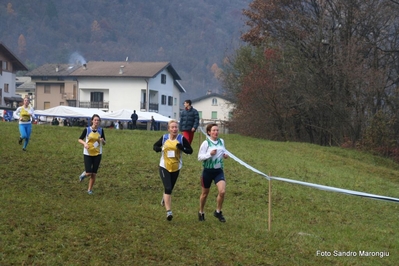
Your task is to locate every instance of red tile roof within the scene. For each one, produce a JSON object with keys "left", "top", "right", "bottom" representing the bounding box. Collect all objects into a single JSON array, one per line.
[{"left": 27, "top": 61, "right": 181, "bottom": 80}]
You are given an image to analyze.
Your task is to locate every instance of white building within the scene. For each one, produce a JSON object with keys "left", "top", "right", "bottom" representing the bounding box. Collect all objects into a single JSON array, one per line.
[
  {"left": 191, "top": 92, "right": 234, "bottom": 122},
  {"left": 27, "top": 61, "right": 185, "bottom": 120},
  {"left": 0, "top": 42, "right": 27, "bottom": 109}
]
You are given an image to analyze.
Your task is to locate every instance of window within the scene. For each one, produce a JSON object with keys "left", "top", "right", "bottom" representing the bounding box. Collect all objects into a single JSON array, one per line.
[
  {"left": 0, "top": 61, "right": 2, "bottom": 75},
  {"left": 41, "top": 77, "right": 48, "bottom": 81},
  {"left": 161, "top": 74, "right": 166, "bottom": 84},
  {"left": 141, "top": 90, "right": 147, "bottom": 109},
  {"left": 212, "top": 98, "right": 217, "bottom": 105},
  {"left": 211, "top": 111, "right": 217, "bottom": 119},
  {"left": 60, "top": 84, "right": 65, "bottom": 94},
  {"left": 174, "top": 98, "right": 177, "bottom": 106},
  {"left": 2, "top": 61, "right": 7, "bottom": 70},
  {"left": 91, "top": 92, "right": 103, "bottom": 102},
  {"left": 4, "top": 83, "right": 9, "bottom": 93},
  {"left": 168, "top": 96, "right": 173, "bottom": 106},
  {"left": 44, "top": 85, "right": 51, "bottom": 93},
  {"left": 73, "top": 85, "right": 77, "bottom": 100},
  {"left": 198, "top": 111, "right": 202, "bottom": 119},
  {"left": 161, "top": 95, "right": 166, "bottom": 105},
  {"left": 44, "top": 102, "right": 50, "bottom": 109}
]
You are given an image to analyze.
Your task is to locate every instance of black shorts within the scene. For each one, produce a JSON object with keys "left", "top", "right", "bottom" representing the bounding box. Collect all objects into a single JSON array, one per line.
[
  {"left": 83, "top": 154, "right": 102, "bottom": 174},
  {"left": 159, "top": 167, "right": 180, "bottom": 194},
  {"left": 201, "top": 168, "right": 225, "bottom": 189}
]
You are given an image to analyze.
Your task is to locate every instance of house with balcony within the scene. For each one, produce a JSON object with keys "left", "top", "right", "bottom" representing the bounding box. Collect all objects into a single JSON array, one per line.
[
  {"left": 0, "top": 42, "right": 27, "bottom": 109},
  {"left": 26, "top": 61, "right": 185, "bottom": 120},
  {"left": 26, "top": 64, "right": 80, "bottom": 110},
  {"left": 191, "top": 92, "right": 235, "bottom": 133},
  {"left": 191, "top": 92, "right": 235, "bottom": 129}
]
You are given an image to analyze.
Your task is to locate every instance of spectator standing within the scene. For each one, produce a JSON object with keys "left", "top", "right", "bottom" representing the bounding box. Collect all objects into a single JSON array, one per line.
[
  {"left": 13, "top": 96, "right": 36, "bottom": 151},
  {"left": 150, "top": 116, "right": 156, "bottom": 131},
  {"left": 197, "top": 123, "right": 229, "bottom": 222},
  {"left": 179, "top": 100, "right": 199, "bottom": 144},
  {"left": 131, "top": 110, "right": 138, "bottom": 129},
  {"left": 153, "top": 119, "right": 193, "bottom": 221},
  {"left": 51, "top": 117, "right": 59, "bottom": 125}
]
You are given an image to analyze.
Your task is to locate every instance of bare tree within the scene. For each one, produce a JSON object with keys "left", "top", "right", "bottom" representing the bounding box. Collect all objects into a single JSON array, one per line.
[{"left": 224, "top": 0, "right": 399, "bottom": 148}]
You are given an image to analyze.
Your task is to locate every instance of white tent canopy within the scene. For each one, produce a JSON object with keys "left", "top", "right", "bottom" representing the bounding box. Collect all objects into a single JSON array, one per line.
[
  {"left": 35, "top": 106, "right": 106, "bottom": 118},
  {"left": 101, "top": 109, "right": 172, "bottom": 122},
  {"left": 35, "top": 106, "right": 172, "bottom": 122}
]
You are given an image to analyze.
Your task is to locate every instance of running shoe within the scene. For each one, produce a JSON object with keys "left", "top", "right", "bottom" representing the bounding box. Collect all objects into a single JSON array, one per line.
[
  {"left": 198, "top": 212, "right": 205, "bottom": 221},
  {"left": 166, "top": 210, "right": 173, "bottom": 221},
  {"left": 18, "top": 137, "right": 23, "bottom": 145},
  {"left": 214, "top": 210, "right": 226, "bottom": 222},
  {"left": 87, "top": 190, "right": 93, "bottom": 195},
  {"left": 79, "top": 171, "right": 86, "bottom": 182}
]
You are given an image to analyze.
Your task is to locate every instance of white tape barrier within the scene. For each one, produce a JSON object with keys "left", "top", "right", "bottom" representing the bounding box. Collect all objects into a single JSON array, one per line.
[{"left": 199, "top": 127, "right": 399, "bottom": 204}]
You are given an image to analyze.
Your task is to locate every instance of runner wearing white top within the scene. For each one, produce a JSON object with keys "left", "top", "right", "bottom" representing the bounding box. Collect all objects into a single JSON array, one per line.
[
  {"left": 197, "top": 123, "right": 229, "bottom": 222},
  {"left": 13, "top": 96, "right": 36, "bottom": 151}
]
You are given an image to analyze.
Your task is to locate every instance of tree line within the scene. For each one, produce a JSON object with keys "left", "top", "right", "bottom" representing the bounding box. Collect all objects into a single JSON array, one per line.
[{"left": 222, "top": 0, "right": 399, "bottom": 162}]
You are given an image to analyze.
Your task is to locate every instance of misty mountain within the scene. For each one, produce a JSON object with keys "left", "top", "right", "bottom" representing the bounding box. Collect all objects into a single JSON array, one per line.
[{"left": 0, "top": 0, "right": 251, "bottom": 100}]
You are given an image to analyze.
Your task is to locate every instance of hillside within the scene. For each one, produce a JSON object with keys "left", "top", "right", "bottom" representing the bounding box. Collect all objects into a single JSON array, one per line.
[
  {"left": 0, "top": 123, "right": 398, "bottom": 265},
  {"left": 0, "top": 0, "right": 251, "bottom": 100}
]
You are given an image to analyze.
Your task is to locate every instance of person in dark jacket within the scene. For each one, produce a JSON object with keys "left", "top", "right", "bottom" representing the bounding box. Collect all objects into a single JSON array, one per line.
[
  {"left": 179, "top": 100, "right": 199, "bottom": 144},
  {"left": 150, "top": 116, "right": 157, "bottom": 131},
  {"left": 131, "top": 110, "right": 138, "bottom": 129}
]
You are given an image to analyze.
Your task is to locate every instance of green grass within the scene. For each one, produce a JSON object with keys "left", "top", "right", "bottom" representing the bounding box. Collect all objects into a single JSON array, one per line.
[{"left": 0, "top": 122, "right": 398, "bottom": 265}]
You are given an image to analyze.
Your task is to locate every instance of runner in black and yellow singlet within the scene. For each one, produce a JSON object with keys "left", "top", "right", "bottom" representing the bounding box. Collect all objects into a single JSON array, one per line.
[
  {"left": 78, "top": 114, "right": 106, "bottom": 195},
  {"left": 153, "top": 119, "right": 193, "bottom": 221}
]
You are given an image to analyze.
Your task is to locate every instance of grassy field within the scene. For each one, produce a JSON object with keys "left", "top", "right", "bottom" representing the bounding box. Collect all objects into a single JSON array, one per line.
[{"left": 0, "top": 122, "right": 398, "bottom": 265}]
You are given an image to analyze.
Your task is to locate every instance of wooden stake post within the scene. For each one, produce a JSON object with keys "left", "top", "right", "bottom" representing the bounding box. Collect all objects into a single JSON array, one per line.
[{"left": 268, "top": 174, "right": 272, "bottom": 231}]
